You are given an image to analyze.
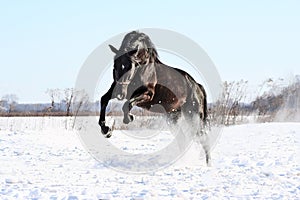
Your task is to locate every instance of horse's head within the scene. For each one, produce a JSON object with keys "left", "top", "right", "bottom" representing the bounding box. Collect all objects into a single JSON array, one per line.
[
  {"left": 109, "top": 45, "right": 137, "bottom": 100},
  {"left": 109, "top": 31, "right": 158, "bottom": 100}
]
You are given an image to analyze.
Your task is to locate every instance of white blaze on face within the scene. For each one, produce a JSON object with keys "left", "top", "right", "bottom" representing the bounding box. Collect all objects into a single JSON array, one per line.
[{"left": 118, "top": 62, "right": 137, "bottom": 99}]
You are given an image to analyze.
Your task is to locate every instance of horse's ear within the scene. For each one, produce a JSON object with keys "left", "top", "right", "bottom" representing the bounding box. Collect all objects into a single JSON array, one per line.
[{"left": 109, "top": 45, "right": 119, "bottom": 54}]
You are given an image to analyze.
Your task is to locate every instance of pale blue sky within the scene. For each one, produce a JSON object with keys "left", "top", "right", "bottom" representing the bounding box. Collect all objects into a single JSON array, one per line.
[{"left": 1, "top": 1, "right": 299, "bottom": 103}]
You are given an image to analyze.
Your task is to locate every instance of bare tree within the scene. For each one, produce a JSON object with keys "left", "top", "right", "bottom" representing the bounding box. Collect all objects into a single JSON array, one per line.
[
  {"left": 72, "top": 89, "right": 90, "bottom": 129},
  {"left": 274, "top": 76, "right": 300, "bottom": 121},
  {"left": 73, "top": 90, "right": 90, "bottom": 115},
  {"left": 64, "top": 88, "right": 74, "bottom": 116},
  {"left": 211, "top": 80, "right": 248, "bottom": 125},
  {"left": 1, "top": 94, "right": 18, "bottom": 113},
  {"left": 252, "top": 78, "right": 286, "bottom": 121},
  {"left": 45, "top": 88, "right": 61, "bottom": 111}
]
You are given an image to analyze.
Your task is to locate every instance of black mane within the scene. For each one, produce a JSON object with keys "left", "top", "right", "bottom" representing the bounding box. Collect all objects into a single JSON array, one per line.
[{"left": 118, "top": 31, "right": 159, "bottom": 63}]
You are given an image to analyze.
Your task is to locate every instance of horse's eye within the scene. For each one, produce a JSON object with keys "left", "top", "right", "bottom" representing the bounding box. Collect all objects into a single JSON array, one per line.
[{"left": 121, "top": 65, "right": 125, "bottom": 70}]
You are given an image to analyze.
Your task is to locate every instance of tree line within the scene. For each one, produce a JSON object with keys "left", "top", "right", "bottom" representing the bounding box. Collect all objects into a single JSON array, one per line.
[
  {"left": 1, "top": 76, "right": 299, "bottom": 124},
  {"left": 0, "top": 88, "right": 93, "bottom": 116},
  {"left": 209, "top": 76, "right": 300, "bottom": 125}
]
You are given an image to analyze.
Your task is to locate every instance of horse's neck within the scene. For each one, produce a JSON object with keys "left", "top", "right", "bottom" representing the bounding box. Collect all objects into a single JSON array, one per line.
[
  {"left": 139, "top": 62, "right": 157, "bottom": 83},
  {"left": 154, "top": 61, "right": 171, "bottom": 76}
]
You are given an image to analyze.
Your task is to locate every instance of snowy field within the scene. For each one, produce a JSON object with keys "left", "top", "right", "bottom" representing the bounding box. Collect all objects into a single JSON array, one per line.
[{"left": 0, "top": 117, "right": 300, "bottom": 199}]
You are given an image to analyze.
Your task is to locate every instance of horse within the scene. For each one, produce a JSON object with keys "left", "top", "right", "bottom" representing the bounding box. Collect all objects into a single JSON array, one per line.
[{"left": 99, "top": 31, "right": 211, "bottom": 166}]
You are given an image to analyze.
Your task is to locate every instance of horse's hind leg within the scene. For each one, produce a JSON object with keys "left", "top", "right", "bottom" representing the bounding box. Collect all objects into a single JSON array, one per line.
[
  {"left": 203, "top": 144, "right": 211, "bottom": 167},
  {"left": 166, "top": 110, "right": 181, "bottom": 125},
  {"left": 195, "top": 118, "right": 211, "bottom": 166},
  {"left": 200, "top": 132, "right": 212, "bottom": 167}
]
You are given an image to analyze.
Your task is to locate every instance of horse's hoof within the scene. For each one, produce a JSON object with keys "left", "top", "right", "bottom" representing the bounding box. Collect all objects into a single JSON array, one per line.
[
  {"left": 207, "top": 162, "right": 212, "bottom": 167},
  {"left": 123, "top": 118, "right": 130, "bottom": 124},
  {"left": 101, "top": 126, "right": 111, "bottom": 135},
  {"left": 123, "top": 114, "right": 134, "bottom": 124},
  {"left": 105, "top": 131, "right": 112, "bottom": 138},
  {"left": 129, "top": 114, "right": 134, "bottom": 121},
  {"left": 103, "top": 128, "right": 112, "bottom": 138}
]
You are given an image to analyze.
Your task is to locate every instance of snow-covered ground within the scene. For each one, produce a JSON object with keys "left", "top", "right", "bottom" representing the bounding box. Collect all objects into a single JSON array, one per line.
[{"left": 0, "top": 117, "right": 299, "bottom": 199}]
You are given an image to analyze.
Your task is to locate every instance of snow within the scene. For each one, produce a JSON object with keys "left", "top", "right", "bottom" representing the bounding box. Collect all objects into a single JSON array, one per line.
[{"left": 0, "top": 117, "right": 299, "bottom": 199}]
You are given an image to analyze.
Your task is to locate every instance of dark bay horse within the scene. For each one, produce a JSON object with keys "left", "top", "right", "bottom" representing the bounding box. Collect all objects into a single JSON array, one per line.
[{"left": 99, "top": 31, "right": 211, "bottom": 165}]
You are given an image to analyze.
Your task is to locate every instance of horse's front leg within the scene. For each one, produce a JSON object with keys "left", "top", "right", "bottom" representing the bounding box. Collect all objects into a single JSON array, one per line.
[
  {"left": 122, "top": 100, "right": 134, "bottom": 124},
  {"left": 122, "top": 90, "right": 154, "bottom": 124},
  {"left": 99, "top": 82, "right": 116, "bottom": 138}
]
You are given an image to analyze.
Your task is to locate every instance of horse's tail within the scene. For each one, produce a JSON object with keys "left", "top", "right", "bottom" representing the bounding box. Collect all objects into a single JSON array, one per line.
[
  {"left": 197, "top": 83, "right": 208, "bottom": 122},
  {"left": 184, "top": 74, "right": 208, "bottom": 124}
]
